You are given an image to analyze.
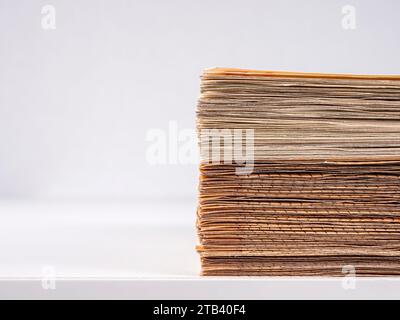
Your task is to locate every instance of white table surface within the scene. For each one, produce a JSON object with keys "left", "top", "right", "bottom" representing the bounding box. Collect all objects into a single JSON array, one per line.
[{"left": 0, "top": 200, "right": 399, "bottom": 299}]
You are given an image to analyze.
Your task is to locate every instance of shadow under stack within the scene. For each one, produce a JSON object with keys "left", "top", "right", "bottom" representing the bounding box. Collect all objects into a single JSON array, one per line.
[{"left": 196, "top": 68, "right": 400, "bottom": 276}]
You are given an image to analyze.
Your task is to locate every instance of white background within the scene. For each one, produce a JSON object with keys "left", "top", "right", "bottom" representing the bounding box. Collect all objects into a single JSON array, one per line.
[
  {"left": 1, "top": 0, "right": 400, "bottom": 201},
  {"left": 1, "top": 0, "right": 400, "bottom": 298}
]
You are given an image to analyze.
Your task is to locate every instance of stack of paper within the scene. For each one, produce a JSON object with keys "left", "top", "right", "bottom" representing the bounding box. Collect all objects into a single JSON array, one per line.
[{"left": 196, "top": 68, "right": 400, "bottom": 276}]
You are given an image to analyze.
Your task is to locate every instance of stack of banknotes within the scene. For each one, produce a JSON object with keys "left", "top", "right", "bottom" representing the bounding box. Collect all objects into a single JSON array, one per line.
[{"left": 196, "top": 68, "right": 400, "bottom": 276}]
